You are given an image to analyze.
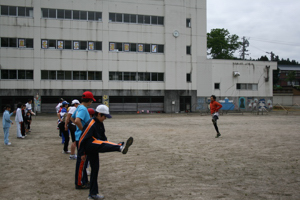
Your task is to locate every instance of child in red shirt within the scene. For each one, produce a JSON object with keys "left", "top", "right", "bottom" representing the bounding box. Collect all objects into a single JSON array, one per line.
[{"left": 210, "top": 95, "right": 222, "bottom": 138}]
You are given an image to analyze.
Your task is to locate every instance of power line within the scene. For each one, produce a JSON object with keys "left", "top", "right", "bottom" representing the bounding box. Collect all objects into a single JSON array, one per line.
[{"left": 246, "top": 37, "right": 300, "bottom": 47}]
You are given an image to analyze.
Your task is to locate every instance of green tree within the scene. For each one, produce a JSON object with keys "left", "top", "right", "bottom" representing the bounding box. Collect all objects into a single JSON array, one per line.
[{"left": 207, "top": 28, "right": 242, "bottom": 59}]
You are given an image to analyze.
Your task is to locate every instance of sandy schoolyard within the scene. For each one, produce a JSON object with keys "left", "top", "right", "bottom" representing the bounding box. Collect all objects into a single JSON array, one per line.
[{"left": 0, "top": 112, "right": 299, "bottom": 200}]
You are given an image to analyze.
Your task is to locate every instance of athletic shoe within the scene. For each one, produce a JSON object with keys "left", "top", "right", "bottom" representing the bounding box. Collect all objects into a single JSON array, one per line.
[
  {"left": 17, "top": 136, "right": 25, "bottom": 139},
  {"left": 87, "top": 194, "right": 105, "bottom": 199},
  {"left": 5, "top": 142, "right": 12, "bottom": 145},
  {"left": 62, "top": 150, "right": 71, "bottom": 154},
  {"left": 75, "top": 184, "right": 90, "bottom": 189},
  {"left": 215, "top": 133, "right": 221, "bottom": 138},
  {"left": 121, "top": 137, "right": 133, "bottom": 154},
  {"left": 87, "top": 170, "right": 91, "bottom": 176},
  {"left": 69, "top": 155, "right": 77, "bottom": 160}
]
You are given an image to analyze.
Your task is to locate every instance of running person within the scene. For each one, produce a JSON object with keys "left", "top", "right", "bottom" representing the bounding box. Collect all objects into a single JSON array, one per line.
[
  {"left": 78, "top": 104, "right": 133, "bottom": 200},
  {"left": 210, "top": 95, "right": 222, "bottom": 138}
]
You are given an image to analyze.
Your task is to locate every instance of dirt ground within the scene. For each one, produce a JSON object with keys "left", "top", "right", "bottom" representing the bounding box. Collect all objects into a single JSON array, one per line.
[{"left": 0, "top": 111, "right": 300, "bottom": 200}]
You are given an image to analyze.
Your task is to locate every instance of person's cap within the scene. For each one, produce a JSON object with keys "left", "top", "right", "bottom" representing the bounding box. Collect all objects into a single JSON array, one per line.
[
  {"left": 88, "top": 108, "right": 95, "bottom": 115},
  {"left": 62, "top": 101, "right": 69, "bottom": 106},
  {"left": 82, "top": 91, "right": 96, "bottom": 102},
  {"left": 72, "top": 99, "right": 80, "bottom": 105},
  {"left": 95, "top": 104, "right": 112, "bottom": 118}
]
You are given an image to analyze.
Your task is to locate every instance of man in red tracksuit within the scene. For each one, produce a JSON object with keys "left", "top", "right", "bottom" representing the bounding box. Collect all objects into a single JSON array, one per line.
[
  {"left": 78, "top": 104, "right": 133, "bottom": 200},
  {"left": 210, "top": 95, "right": 223, "bottom": 138}
]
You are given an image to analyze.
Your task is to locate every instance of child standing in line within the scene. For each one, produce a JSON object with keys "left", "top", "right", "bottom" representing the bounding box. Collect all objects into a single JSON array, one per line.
[
  {"left": 24, "top": 111, "right": 32, "bottom": 135},
  {"left": 2, "top": 105, "right": 16, "bottom": 145}
]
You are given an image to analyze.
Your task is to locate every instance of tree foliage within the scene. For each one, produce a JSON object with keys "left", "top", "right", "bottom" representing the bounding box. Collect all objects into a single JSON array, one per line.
[{"left": 207, "top": 28, "right": 242, "bottom": 59}]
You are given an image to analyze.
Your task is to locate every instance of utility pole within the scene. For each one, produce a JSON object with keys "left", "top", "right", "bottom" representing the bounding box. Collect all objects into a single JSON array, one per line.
[
  {"left": 266, "top": 51, "right": 275, "bottom": 61},
  {"left": 240, "top": 36, "right": 249, "bottom": 60}
]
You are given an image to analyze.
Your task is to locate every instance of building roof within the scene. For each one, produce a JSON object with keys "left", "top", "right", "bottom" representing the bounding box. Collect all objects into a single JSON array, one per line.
[{"left": 278, "top": 65, "right": 300, "bottom": 71}]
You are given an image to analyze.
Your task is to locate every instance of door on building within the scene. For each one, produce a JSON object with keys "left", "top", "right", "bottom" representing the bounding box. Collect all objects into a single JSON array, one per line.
[{"left": 180, "top": 96, "right": 191, "bottom": 112}]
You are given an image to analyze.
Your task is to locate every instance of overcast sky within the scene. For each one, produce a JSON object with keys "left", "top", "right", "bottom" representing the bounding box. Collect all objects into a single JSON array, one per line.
[{"left": 207, "top": 0, "right": 300, "bottom": 62}]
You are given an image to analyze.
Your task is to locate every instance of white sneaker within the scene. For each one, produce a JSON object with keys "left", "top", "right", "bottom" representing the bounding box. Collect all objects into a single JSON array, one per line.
[
  {"left": 69, "top": 155, "right": 77, "bottom": 160},
  {"left": 87, "top": 170, "right": 91, "bottom": 176},
  {"left": 5, "top": 142, "right": 12, "bottom": 145},
  {"left": 62, "top": 150, "right": 71, "bottom": 154}
]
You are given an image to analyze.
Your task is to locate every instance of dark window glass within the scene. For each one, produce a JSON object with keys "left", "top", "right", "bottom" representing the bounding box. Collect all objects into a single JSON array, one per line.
[
  {"left": 41, "top": 70, "right": 48, "bottom": 79},
  {"left": 151, "top": 73, "right": 158, "bottom": 81},
  {"left": 144, "top": 15, "right": 150, "bottom": 24},
  {"left": 145, "top": 73, "right": 150, "bottom": 81},
  {"left": 138, "top": 15, "right": 143, "bottom": 23},
  {"left": 41, "top": 8, "right": 48, "bottom": 18},
  {"left": 26, "top": 39, "right": 33, "bottom": 48},
  {"left": 26, "top": 7, "right": 33, "bottom": 17},
  {"left": 186, "top": 46, "right": 191, "bottom": 55},
  {"left": 57, "top": 71, "right": 64, "bottom": 80},
  {"left": 80, "top": 41, "right": 87, "bottom": 50},
  {"left": 117, "top": 72, "right": 122, "bottom": 80},
  {"left": 151, "top": 16, "right": 158, "bottom": 24},
  {"left": 65, "top": 40, "right": 72, "bottom": 49},
  {"left": 186, "top": 18, "right": 191, "bottom": 28},
  {"left": 237, "top": 84, "right": 241, "bottom": 89},
  {"left": 138, "top": 97, "right": 150, "bottom": 103},
  {"left": 1, "top": 38, "right": 8, "bottom": 47},
  {"left": 9, "top": 70, "right": 17, "bottom": 79},
  {"left": 1, "top": 6, "right": 9, "bottom": 15},
  {"left": 26, "top": 70, "right": 33, "bottom": 79},
  {"left": 124, "top": 72, "right": 130, "bottom": 81},
  {"left": 73, "top": 10, "right": 79, "bottom": 19},
  {"left": 88, "top": 72, "right": 94, "bottom": 80},
  {"left": 130, "top": 14, "right": 136, "bottom": 23},
  {"left": 110, "top": 96, "right": 123, "bottom": 103},
  {"left": 80, "top": 11, "right": 87, "bottom": 20},
  {"left": 49, "top": 71, "right": 56, "bottom": 80},
  {"left": 9, "top": 38, "right": 17, "bottom": 47},
  {"left": 73, "top": 71, "right": 80, "bottom": 80},
  {"left": 187, "top": 74, "right": 191, "bottom": 82},
  {"left": 109, "top": 72, "right": 115, "bottom": 80},
  {"left": 95, "top": 72, "right": 102, "bottom": 80},
  {"left": 65, "top": 71, "right": 71, "bottom": 80},
  {"left": 116, "top": 13, "right": 122, "bottom": 22},
  {"left": 109, "top": 13, "right": 115, "bottom": 22},
  {"left": 18, "top": 7, "right": 26, "bottom": 16},
  {"left": 157, "top": 45, "right": 164, "bottom": 53},
  {"left": 151, "top": 97, "right": 164, "bottom": 103},
  {"left": 65, "top": 10, "right": 71, "bottom": 19},
  {"left": 144, "top": 44, "right": 150, "bottom": 52},
  {"left": 95, "top": 42, "right": 102, "bottom": 50},
  {"left": 124, "top": 97, "right": 136, "bottom": 103},
  {"left": 214, "top": 83, "right": 220, "bottom": 89},
  {"left": 158, "top": 73, "right": 164, "bottom": 81},
  {"left": 57, "top": 9, "right": 64, "bottom": 19},
  {"left": 130, "top": 72, "right": 136, "bottom": 81},
  {"left": 88, "top": 12, "right": 95, "bottom": 20},
  {"left": 1, "top": 70, "right": 8, "bottom": 79},
  {"left": 49, "top": 40, "right": 56, "bottom": 48},
  {"left": 116, "top": 43, "right": 122, "bottom": 51},
  {"left": 124, "top": 14, "right": 129, "bottom": 22},
  {"left": 138, "top": 73, "right": 144, "bottom": 81},
  {"left": 95, "top": 12, "right": 101, "bottom": 21},
  {"left": 9, "top": 6, "right": 17, "bottom": 16},
  {"left": 158, "top": 17, "right": 164, "bottom": 25},
  {"left": 130, "top": 43, "right": 136, "bottom": 52},
  {"left": 49, "top": 9, "right": 56, "bottom": 18}
]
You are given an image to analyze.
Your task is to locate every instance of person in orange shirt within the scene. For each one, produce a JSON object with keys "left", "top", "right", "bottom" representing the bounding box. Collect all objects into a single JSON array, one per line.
[{"left": 210, "top": 95, "right": 222, "bottom": 138}]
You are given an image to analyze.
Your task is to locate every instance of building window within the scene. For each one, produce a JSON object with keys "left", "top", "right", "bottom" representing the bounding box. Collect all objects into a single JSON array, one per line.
[
  {"left": 1, "top": 38, "right": 33, "bottom": 48},
  {"left": 41, "top": 70, "right": 102, "bottom": 81},
  {"left": 109, "top": 72, "right": 164, "bottom": 82},
  {"left": 187, "top": 74, "right": 191, "bottom": 82},
  {"left": 0, "top": 69, "right": 33, "bottom": 80},
  {"left": 41, "top": 39, "right": 102, "bottom": 51},
  {"left": 214, "top": 83, "right": 220, "bottom": 89},
  {"left": 186, "top": 46, "right": 191, "bottom": 55},
  {"left": 237, "top": 83, "right": 258, "bottom": 90},
  {"left": 186, "top": 18, "right": 191, "bottom": 28},
  {"left": 109, "top": 42, "right": 164, "bottom": 53},
  {"left": 41, "top": 8, "right": 102, "bottom": 21},
  {"left": 1, "top": 6, "right": 33, "bottom": 17},
  {"left": 109, "top": 13, "right": 164, "bottom": 25}
]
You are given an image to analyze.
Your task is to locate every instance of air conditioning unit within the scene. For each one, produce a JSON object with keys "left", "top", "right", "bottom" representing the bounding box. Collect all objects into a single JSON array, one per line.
[{"left": 233, "top": 71, "right": 240, "bottom": 77}]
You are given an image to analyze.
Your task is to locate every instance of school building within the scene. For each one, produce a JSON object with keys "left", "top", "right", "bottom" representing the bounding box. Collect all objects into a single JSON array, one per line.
[{"left": 0, "top": 0, "right": 277, "bottom": 113}]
